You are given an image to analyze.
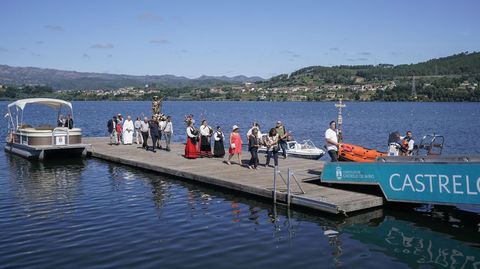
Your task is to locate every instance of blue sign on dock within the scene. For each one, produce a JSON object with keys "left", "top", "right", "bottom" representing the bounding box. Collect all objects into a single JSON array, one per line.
[{"left": 321, "top": 163, "right": 480, "bottom": 205}]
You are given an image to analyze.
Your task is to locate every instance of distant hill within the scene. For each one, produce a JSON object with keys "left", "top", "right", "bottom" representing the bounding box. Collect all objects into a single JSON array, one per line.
[
  {"left": 0, "top": 65, "right": 264, "bottom": 90},
  {"left": 261, "top": 52, "right": 480, "bottom": 87}
]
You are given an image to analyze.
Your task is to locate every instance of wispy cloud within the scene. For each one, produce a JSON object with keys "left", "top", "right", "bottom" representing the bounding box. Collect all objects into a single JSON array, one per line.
[
  {"left": 347, "top": 57, "right": 369, "bottom": 62},
  {"left": 280, "top": 50, "right": 300, "bottom": 58},
  {"left": 31, "top": 52, "right": 41, "bottom": 57},
  {"left": 150, "top": 39, "right": 169, "bottom": 44},
  {"left": 36, "top": 41, "right": 44, "bottom": 45},
  {"left": 138, "top": 12, "right": 163, "bottom": 22},
  {"left": 0, "top": 47, "right": 7, "bottom": 52},
  {"left": 391, "top": 51, "right": 401, "bottom": 56},
  {"left": 82, "top": 53, "right": 89, "bottom": 59},
  {"left": 358, "top": 52, "right": 371, "bottom": 56},
  {"left": 107, "top": 54, "right": 113, "bottom": 58},
  {"left": 91, "top": 43, "right": 114, "bottom": 49},
  {"left": 44, "top": 25, "right": 65, "bottom": 32},
  {"left": 329, "top": 47, "right": 340, "bottom": 51}
]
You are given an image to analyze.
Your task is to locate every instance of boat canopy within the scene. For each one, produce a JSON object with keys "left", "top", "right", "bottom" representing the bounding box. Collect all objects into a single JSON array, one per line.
[{"left": 8, "top": 98, "right": 73, "bottom": 111}]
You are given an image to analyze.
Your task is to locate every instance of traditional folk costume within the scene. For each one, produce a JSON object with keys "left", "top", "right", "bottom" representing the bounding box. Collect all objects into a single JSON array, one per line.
[
  {"left": 122, "top": 119, "right": 134, "bottom": 144},
  {"left": 213, "top": 131, "right": 225, "bottom": 158},
  {"left": 185, "top": 126, "right": 199, "bottom": 159},
  {"left": 199, "top": 125, "right": 213, "bottom": 157}
]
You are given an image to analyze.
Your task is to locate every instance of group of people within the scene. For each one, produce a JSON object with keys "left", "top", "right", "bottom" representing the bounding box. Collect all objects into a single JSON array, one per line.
[
  {"left": 184, "top": 116, "right": 290, "bottom": 170},
  {"left": 57, "top": 114, "right": 74, "bottom": 129},
  {"left": 324, "top": 120, "right": 415, "bottom": 162},
  {"left": 107, "top": 113, "right": 173, "bottom": 152}
]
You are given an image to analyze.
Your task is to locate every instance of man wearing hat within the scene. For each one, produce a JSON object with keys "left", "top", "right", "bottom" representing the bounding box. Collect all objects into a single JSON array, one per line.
[{"left": 275, "top": 121, "right": 288, "bottom": 159}]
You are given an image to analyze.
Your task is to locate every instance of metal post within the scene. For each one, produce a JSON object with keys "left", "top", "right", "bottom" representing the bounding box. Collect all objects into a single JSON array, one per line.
[
  {"left": 335, "top": 98, "right": 346, "bottom": 143},
  {"left": 273, "top": 165, "right": 277, "bottom": 204},
  {"left": 287, "top": 168, "right": 291, "bottom": 207}
]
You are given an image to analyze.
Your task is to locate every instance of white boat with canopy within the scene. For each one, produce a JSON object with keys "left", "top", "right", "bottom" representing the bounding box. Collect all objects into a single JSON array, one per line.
[{"left": 4, "top": 98, "right": 89, "bottom": 160}]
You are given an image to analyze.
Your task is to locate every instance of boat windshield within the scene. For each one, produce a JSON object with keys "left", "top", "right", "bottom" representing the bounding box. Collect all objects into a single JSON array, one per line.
[{"left": 301, "top": 140, "right": 317, "bottom": 149}]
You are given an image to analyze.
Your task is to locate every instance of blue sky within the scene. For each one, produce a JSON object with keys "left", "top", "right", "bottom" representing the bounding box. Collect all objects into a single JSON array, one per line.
[{"left": 0, "top": 0, "right": 479, "bottom": 78}]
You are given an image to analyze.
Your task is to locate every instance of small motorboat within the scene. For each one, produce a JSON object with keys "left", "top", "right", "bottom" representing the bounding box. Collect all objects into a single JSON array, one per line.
[
  {"left": 259, "top": 137, "right": 325, "bottom": 160},
  {"left": 338, "top": 143, "right": 386, "bottom": 162},
  {"left": 4, "top": 98, "right": 89, "bottom": 160}
]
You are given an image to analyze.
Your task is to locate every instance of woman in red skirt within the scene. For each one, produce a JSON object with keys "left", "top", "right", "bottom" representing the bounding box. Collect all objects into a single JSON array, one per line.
[{"left": 185, "top": 121, "right": 199, "bottom": 159}]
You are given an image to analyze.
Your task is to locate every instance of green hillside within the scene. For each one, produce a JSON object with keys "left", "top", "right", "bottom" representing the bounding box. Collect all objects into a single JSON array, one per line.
[{"left": 261, "top": 52, "right": 480, "bottom": 87}]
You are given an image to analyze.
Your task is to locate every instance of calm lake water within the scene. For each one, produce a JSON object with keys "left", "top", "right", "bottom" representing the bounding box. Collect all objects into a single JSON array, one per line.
[{"left": 1, "top": 101, "right": 479, "bottom": 268}]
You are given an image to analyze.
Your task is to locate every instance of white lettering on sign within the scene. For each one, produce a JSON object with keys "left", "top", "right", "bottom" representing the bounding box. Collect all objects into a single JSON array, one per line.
[
  {"left": 389, "top": 173, "right": 480, "bottom": 196},
  {"left": 389, "top": 174, "right": 401, "bottom": 191},
  {"left": 477, "top": 177, "right": 480, "bottom": 195},
  {"left": 402, "top": 174, "right": 415, "bottom": 192},
  {"left": 424, "top": 174, "right": 436, "bottom": 193},
  {"left": 452, "top": 175, "right": 463, "bottom": 194},
  {"left": 466, "top": 176, "right": 478, "bottom": 195},
  {"left": 414, "top": 175, "right": 425, "bottom": 192},
  {"left": 439, "top": 175, "right": 450, "bottom": 194}
]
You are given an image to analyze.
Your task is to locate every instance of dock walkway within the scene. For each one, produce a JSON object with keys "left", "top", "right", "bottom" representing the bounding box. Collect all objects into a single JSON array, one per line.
[{"left": 84, "top": 137, "right": 384, "bottom": 214}]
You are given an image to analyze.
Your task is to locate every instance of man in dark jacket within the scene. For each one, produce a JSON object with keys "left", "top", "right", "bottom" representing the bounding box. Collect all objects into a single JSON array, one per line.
[
  {"left": 64, "top": 114, "right": 74, "bottom": 129},
  {"left": 107, "top": 116, "right": 117, "bottom": 145},
  {"left": 148, "top": 116, "right": 159, "bottom": 152}
]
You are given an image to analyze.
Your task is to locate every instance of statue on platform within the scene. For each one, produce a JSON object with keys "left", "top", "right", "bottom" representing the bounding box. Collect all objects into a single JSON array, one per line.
[{"left": 152, "top": 96, "right": 163, "bottom": 115}]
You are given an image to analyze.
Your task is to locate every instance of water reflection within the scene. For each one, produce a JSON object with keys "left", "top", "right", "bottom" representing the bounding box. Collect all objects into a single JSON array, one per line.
[
  {"left": 106, "top": 163, "right": 173, "bottom": 211},
  {"left": 6, "top": 154, "right": 85, "bottom": 218},
  {"left": 344, "top": 211, "right": 480, "bottom": 268},
  {"left": 60, "top": 158, "right": 480, "bottom": 267}
]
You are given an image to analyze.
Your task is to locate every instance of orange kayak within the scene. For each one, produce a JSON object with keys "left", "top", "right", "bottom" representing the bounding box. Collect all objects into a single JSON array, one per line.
[{"left": 338, "top": 143, "right": 386, "bottom": 162}]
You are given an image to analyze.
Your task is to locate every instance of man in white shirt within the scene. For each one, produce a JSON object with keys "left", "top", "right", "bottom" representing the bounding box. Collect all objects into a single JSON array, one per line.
[
  {"left": 158, "top": 116, "right": 167, "bottom": 149},
  {"left": 134, "top": 117, "right": 143, "bottom": 145},
  {"left": 140, "top": 117, "right": 150, "bottom": 150},
  {"left": 163, "top": 116, "right": 173, "bottom": 151},
  {"left": 325, "top": 121, "right": 340, "bottom": 162},
  {"left": 400, "top": 131, "right": 415, "bottom": 156}
]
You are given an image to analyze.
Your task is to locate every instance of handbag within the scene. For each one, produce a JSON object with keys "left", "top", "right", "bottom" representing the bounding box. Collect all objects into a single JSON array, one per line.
[{"left": 231, "top": 143, "right": 236, "bottom": 149}]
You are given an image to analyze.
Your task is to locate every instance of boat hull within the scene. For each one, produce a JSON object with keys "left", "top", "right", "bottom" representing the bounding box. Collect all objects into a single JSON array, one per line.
[
  {"left": 258, "top": 148, "right": 324, "bottom": 160},
  {"left": 4, "top": 142, "right": 88, "bottom": 160},
  {"left": 286, "top": 151, "right": 324, "bottom": 160}
]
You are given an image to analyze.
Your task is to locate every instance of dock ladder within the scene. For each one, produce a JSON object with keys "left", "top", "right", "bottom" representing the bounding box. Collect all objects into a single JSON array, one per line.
[{"left": 272, "top": 166, "right": 305, "bottom": 207}]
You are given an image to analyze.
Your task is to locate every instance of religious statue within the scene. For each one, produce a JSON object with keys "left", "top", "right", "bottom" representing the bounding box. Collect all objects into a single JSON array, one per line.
[{"left": 152, "top": 96, "right": 163, "bottom": 115}]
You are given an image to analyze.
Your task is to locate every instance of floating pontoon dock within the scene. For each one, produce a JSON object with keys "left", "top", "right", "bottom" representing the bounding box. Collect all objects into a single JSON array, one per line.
[{"left": 84, "top": 137, "right": 384, "bottom": 214}]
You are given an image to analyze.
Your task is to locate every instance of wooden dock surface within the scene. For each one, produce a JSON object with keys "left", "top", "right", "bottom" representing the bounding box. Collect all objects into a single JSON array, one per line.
[{"left": 84, "top": 137, "right": 384, "bottom": 214}]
